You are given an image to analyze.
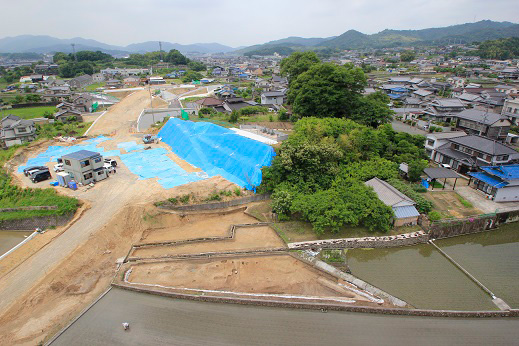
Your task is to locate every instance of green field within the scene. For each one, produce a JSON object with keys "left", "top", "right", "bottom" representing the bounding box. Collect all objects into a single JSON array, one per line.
[
  {"left": 84, "top": 82, "right": 106, "bottom": 91},
  {"left": 1, "top": 106, "right": 56, "bottom": 119}
]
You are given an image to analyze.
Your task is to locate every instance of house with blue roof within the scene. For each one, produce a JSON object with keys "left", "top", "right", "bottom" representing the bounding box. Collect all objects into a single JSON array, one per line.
[
  {"left": 365, "top": 177, "right": 420, "bottom": 227},
  {"left": 468, "top": 164, "right": 519, "bottom": 202}
]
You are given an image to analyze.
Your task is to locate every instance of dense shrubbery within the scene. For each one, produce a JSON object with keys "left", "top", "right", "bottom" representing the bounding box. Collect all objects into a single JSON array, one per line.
[
  {"left": 260, "top": 117, "right": 427, "bottom": 234},
  {"left": 387, "top": 178, "right": 433, "bottom": 214}
]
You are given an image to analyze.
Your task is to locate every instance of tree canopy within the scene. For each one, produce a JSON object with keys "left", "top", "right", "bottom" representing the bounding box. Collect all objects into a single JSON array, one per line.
[
  {"left": 476, "top": 37, "right": 519, "bottom": 60},
  {"left": 260, "top": 117, "right": 427, "bottom": 234},
  {"left": 280, "top": 51, "right": 320, "bottom": 85}
]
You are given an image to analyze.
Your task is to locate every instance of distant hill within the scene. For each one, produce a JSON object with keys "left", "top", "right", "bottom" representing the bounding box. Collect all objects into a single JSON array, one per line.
[
  {"left": 321, "top": 20, "right": 519, "bottom": 49},
  {"left": 0, "top": 35, "right": 235, "bottom": 55},
  {"left": 236, "top": 20, "right": 519, "bottom": 55}
]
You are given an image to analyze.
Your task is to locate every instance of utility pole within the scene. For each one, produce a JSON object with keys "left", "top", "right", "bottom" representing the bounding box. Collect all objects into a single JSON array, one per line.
[
  {"left": 159, "top": 41, "right": 163, "bottom": 62},
  {"left": 71, "top": 44, "right": 77, "bottom": 62}
]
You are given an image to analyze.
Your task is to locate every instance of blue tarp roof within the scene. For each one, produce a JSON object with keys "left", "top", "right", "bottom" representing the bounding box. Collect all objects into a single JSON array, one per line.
[
  {"left": 468, "top": 172, "right": 509, "bottom": 188},
  {"left": 158, "top": 118, "right": 275, "bottom": 189},
  {"left": 389, "top": 87, "right": 408, "bottom": 92},
  {"left": 393, "top": 205, "right": 420, "bottom": 219},
  {"left": 388, "top": 93, "right": 405, "bottom": 99},
  {"left": 481, "top": 165, "right": 519, "bottom": 181}
]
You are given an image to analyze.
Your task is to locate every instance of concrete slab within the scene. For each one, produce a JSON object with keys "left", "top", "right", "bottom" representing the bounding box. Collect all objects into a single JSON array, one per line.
[{"left": 493, "top": 298, "right": 511, "bottom": 311}]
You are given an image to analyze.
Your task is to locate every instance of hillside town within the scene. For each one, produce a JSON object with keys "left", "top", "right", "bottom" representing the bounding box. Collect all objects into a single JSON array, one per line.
[{"left": 0, "top": 7, "right": 519, "bottom": 346}]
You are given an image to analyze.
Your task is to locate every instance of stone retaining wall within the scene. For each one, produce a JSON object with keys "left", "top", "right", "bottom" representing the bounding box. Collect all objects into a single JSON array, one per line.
[
  {"left": 158, "top": 194, "right": 270, "bottom": 212},
  {"left": 112, "top": 283, "right": 518, "bottom": 318},
  {"left": 428, "top": 210, "right": 519, "bottom": 239},
  {"left": 0, "top": 212, "right": 74, "bottom": 230},
  {"left": 0, "top": 206, "right": 58, "bottom": 213},
  {"left": 288, "top": 231, "right": 428, "bottom": 250}
]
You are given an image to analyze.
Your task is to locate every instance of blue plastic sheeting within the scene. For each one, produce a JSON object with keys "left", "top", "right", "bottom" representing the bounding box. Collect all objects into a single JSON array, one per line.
[
  {"left": 119, "top": 148, "right": 207, "bottom": 189},
  {"left": 84, "top": 136, "right": 111, "bottom": 144},
  {"left": 468, "top": 172, "right": 508, "bottom": 188},
  {"left": 481, "top": 164, "right": 519, "bottom": 180},
  {"left": 17, "top": 137, "right": 121, "bottom": 173},
  {"left": 117, "top": 141, "right": 145, "bottom": 153},
  {"left": 158, "top": 118, "right": 275, "bottom": 189}
]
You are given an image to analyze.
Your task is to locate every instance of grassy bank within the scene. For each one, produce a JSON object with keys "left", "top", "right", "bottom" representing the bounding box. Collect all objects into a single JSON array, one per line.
[{"left": 0, "top": 145, "right": 79, "bottom": 221}]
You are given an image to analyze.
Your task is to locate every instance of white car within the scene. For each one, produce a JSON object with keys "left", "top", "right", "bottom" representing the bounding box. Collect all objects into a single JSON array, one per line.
[
  {"left": 53, "top": 163, "right": 64, "bottom": 172},
  {"left": 439, "top": 163, "right": 452, "bottom": 169}
]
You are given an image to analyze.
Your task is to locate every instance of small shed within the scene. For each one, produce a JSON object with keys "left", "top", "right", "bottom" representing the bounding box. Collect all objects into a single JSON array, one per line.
[{"left": 423, "top": 167, "right": 461, "bottom": 190}]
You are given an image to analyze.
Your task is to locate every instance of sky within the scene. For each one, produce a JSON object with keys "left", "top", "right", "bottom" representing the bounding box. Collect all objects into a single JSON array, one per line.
[{"left": 1, "top": 0, "right": 518, "bottom": 47}]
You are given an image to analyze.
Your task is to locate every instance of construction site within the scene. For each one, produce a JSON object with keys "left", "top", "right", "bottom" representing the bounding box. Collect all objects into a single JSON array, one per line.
[{"left": 0, "top": 87, "right": 398, "bottom": 345}]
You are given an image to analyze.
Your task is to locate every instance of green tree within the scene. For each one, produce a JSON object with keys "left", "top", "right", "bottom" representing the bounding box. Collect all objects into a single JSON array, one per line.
[
  {"left": 288, "top": 63, "right": 366, "bottom": 118},
  {"left": 188, "top": 61, "right": 206, "bottom": 71},
  {"left": 165, "top": 49, "right": 189, "bottom": 65},
  {"left": 53, "top": 52, "right": 69, "bottom": 63},
  {"left": 400, "top": 51, "right": 416, "bottom": 62},
  {"left": 280, "top": 51, "right": 320, "bottom": 85},
  {"left": 181, "top": 71, "right": 203, "bottom": 83},
  {"left": 407, "top": 159, "right": 428, "bottom": 182},
  {"left": 351, "top": 92, "right": 393, "bottom": 127}
]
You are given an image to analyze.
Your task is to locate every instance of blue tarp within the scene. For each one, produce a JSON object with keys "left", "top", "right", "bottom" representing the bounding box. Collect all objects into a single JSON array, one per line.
[
  {"left": 119, "top": 148, "right": 207, "bottom": 189},
  {"left": 468, "top": 172, "right": 508, "bottom": 188},
  {"left": 158, "top": 118, "right": 276, "bottom": 189},
  {"left": 481, "top": 165, "right": 519, "bottom": 180},
  {"left": 117, "top": 141, "right": 145, "bottom": 153}
]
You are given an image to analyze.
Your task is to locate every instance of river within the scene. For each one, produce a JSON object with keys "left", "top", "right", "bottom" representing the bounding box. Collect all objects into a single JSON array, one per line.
[
  {"left": 51, "top": 288, "right": 519, "bottom": 346},
  {"left": 346, "top": 224, "right": 519, "bottom": 311},
  {"left": 0, "top": 231, "right": 32, "bottom": 257}
]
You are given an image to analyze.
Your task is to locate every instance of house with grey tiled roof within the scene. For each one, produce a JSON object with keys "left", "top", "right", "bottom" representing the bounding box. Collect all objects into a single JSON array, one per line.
[
  {"left": 453, "top": 109, "right": 510, "bottom": 141},
  {"left": 0, "top": 115, "right": 36, "bottom": 148},
  {"left": 433, "top": 135, "right": 519, "bottom": 175},
  {"left": 365, "top": 177, "right": 419, "bottom": 227}
]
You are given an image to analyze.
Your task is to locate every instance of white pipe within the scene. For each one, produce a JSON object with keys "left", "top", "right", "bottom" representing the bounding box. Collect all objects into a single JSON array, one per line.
[{"left": 0, "top": 231, "right": 38, "bottom": 261}]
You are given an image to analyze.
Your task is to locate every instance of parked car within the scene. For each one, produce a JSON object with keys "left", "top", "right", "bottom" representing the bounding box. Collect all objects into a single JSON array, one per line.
[
  {"left": 104, "top": 158, "right": 117, "bottom": 167},
  {"left": 30, "top": 170, "right": 51, "bottom": 183},
  {"left": 104, "top": 163, "right": 115, "bottom": 173},
  {"left": 53, "top": 163, "right": 64, "bottom": 172},
  {"left": 439, "top": 163, "right": 452, "bottom": 169},
  {"left": 23, "top": 166, "right": 48, "bottom": 176}
]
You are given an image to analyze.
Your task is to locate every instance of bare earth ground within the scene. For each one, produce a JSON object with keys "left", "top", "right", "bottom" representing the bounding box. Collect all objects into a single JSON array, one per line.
[
  {"left": 139, "top": 209, "right": 257, "bottom": 244},
  {"left": 0, "top": 91, "right": 237, "bottom": 345},
  {"left": 423, "top": 191, "right": 482, "bottom": 218},
  {"left": 131, "top": 225, "right": 286, "bottom": 259},
  {"left": 127, "top": 255, "right": 362, "bottom": 299}
]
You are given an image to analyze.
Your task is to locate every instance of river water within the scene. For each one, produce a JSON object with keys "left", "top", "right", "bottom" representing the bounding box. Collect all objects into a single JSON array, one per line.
[
  {"left": 346, "top": 224, "right": 519, "bottom": 311},
  {"left": 51, "top": 288, "right": 519, "bottom": 346},
  {"left": 0, "top": 231, "right": 32, "bottom": 257}
]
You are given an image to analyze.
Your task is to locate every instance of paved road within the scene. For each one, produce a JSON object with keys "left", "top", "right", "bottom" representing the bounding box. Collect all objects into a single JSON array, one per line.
[
  {"left": 52, "top": 288, "right": 519, "bottom": 346},
  {"left": 391, "top": 120, "right": 428, "bottom": 135}
]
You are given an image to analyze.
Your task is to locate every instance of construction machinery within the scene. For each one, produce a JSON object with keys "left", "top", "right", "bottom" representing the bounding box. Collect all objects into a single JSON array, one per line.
[{"left": 142, "top": 134, "right": 159, "bottom": 144}]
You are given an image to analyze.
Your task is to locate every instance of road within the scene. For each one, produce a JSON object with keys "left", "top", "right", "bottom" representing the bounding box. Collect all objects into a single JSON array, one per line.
[
  {"left": 52, "top": 288, "right": 519, "bottom": 346},
  {"left": 391, "top": 120, "right": 428, "bottom": 135}
]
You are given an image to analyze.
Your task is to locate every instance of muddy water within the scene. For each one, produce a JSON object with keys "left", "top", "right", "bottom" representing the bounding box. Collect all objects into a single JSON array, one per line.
[
  {"left": 51, "top": 288, "right": 519, "bottom": 346},
  {"left": 0, "top": 231, "right": 32, "bottom": 256},
  {"left": 347, "top": 224, "right": 519, "bottom": 311}
]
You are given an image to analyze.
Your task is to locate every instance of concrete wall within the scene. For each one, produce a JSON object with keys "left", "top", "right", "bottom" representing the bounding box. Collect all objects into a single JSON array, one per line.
[
  {"left": 494, "top": 186, "right": 519, "bottom": 202},
  {"left": 0, "top": 212, "right": 74, "bottom": 230},
  {"left": 158, "top": 194, "right": 270, "bottom": 212}
]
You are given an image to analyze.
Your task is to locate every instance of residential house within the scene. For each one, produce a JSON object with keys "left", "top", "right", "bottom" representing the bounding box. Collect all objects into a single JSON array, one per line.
[
  {"left": 194, "top": 97, "right": 224, "bottom": 110},
  {"left": 255, "top": 79, "right": 270, "bottom": 91},
  {"left": 365, "top": 177, "right": 420, "bottom": 227},
  {"left": 0, "top": 115, "right": 37, "bottom": 148},
  {"left": 260, "top": 91, "right": 286, "bottom": 105},
  {"left": 29, "top": 74, "right": 44, "bottom": 82},
  {"left": 457, "top": 93, "right": 483, "bottom": 107},
  {"left": 495, "top": 85, "right": 518, "bottom": 95},
  {"left": 34, "top": 64, "right": 59, "bottom": 75},
  {"left": 71, "top": 93, "right": 94, "bottom": 113},
  {"left": 447, "top": 77, "right": 465, "bottom": 88},
  {"left": 55, "top": 109, "right": 83, "bottom": 122},
  {"left": 468, "top": 164, "right": 519, "bottom": 202},
  {"left": 123, "top": 76, "right": 140, "bottom": 87},
  {"left": 454, "top": 109, "right": 510, "bottom": 141},
  {"left": 424, "top": 98, "right": 466, "bottom": 122},
  {"left": 221, "top": 97, "right": 257, "bottom": 113},
  {"left": 433, "top": 135, "right": 519, "bottom": 174},
  {"left": 92, "top": 73, "right": 105, "bottom": 82},
  {"left": 424, "top": 131, "right": 467, "bottom": 159},
  {"left": 502, "top": 98, "right": 519, "bottom": 125},
  {"left": 412, "top": 89, "right": 434, "bottom": 101},
  {"left": 106, "top": 79, "right": 123, "bottom": 88},
  {"left": 69, "top": 74, "right": 93, "bottom": 89},
  {"left": 61, "top": 150, "right": 108, "bottom": 185}
]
